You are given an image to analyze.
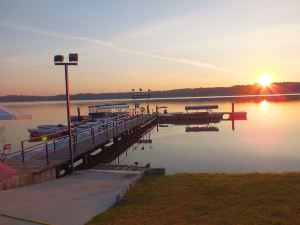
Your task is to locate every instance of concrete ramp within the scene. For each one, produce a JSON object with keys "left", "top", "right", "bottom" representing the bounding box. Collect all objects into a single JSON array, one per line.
[{"left": 0, "top": 168, "right": 144, "bottom": 225}]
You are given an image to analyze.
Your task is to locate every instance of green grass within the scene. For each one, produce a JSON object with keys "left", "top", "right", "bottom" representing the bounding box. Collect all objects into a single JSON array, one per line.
[{"left": 86, "top": 173, "right": 300, "bottom": 225}]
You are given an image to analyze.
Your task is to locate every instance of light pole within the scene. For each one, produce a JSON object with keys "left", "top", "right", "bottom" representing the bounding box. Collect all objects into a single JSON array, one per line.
[
  {"left": 147, "top": 89, "right": 151, "bottom": 114},
  {"left": 54, "top": 53, "right": 78, "bottom": 174},
  {"left": 132, "top": 88, "right": 136, "bottom": 115},
  {"left": 139, "top": 88, "right": 143, "bottom": 115}
]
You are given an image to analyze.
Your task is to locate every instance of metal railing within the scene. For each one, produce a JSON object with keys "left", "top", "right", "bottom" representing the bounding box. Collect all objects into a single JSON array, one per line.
[{"left": 8, "top": 113, "right": 156, "bottom": 166}]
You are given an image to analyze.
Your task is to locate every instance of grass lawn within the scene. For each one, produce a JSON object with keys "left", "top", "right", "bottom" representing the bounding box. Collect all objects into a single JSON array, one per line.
[{"left": 86, "top": 173, "right": 300, "bottom": 225}]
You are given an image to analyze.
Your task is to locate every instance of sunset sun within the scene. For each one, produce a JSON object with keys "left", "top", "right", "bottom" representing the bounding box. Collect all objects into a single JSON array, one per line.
[{"left": 257, "top": 75, "right": 273, "bottom": 87}]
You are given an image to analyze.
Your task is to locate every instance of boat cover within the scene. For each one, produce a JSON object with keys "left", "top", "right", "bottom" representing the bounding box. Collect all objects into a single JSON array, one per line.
[
  {"left": 98, "top": 105, "right": 129, "bottom": 109},
  {"left": 185, "top": 105, "right": 218, "bottom": 111},
  {"left": 0, "top": 106, "right": 32, "bottom": 120}
]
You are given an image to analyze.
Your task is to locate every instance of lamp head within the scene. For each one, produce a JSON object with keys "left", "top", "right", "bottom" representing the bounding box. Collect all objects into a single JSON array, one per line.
[
  {"left": 54, "top": 55, "right": 64, "bottom": 63},
  {"left": 69, "top": 53, "right": 78, "bottom": 62}
]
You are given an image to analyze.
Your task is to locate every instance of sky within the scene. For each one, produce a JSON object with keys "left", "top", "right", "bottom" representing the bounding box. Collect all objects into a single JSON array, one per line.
[{"left": 0, "top": 0, "right": 300, "bottom": 95}]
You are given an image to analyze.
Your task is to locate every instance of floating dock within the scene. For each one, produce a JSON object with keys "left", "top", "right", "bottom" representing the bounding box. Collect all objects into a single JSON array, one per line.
[{"left": 158, "top": 103, "right": 247, "bottom": 124}]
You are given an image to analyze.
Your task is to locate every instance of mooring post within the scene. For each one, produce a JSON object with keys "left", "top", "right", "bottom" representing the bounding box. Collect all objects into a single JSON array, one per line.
[
  {"left": 92, "top": 128, "right": 95, "bottom": 145},
  {"left": 74, "top": 128, "right": 77, "bottom": 142},
  {"left": 101, "top": 120, "right": 104, "bottom": 135},
  {"left": 232, "top": 101, "right": 235, "bottom": 131},
  {"left": 116, "top": 117, "right": 118, "bottom": 133},
  {"left": 45, "top": 142, "right": 49, "bottom": 166},
  {"left": 83, "top": 154, "right": 88, "bottom": 169},
  {"left": 53, "top": 139, "right": 56, "bottom": 151},
  {"left": 106, "top": 125, "right": 108, "bottom": 138},
  {"left": 77, "top": 107, "right": 81, "bottom": 121},
  {"left": 21, "top": 141, "right": 25, "bottom": 163},
  {"left": 73, "top": 134, "right": 76, "bottom": 153}
]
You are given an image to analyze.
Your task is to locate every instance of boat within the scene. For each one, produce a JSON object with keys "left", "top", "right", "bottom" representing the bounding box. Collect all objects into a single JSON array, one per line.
[
  {"left": 185, "top": 104, "right": 219, "bottom": 112},
  {"left": 27, "top": 124, "right": 69, "bottom": 138},
  {"left": 158, "top": 104, "right": 223, "bottom": 124},
  {"left": 37, "top": 124, "right": 67, "bottom": 129},
  {"left": 88, "top": 103, "right": 130, "bottom": 120}
]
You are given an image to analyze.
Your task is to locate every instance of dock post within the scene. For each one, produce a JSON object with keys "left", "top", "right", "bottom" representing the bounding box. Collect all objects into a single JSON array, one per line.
[
  {"left": 83, "top": 154, "right": 88, "bottom": 169},
  {"left": 73, "top": 134, "right": 76, "bottom": 153},
  {"left": 77, "top": 107, "right": 81, "bottom": 121},
  {"left": 74, "top": 128, "right": 76, "bottom": 139},
  {"left": 92, "top": 128, "right": 95, "bottom": 145},
  {"left": 232, "top": 101, "right": 235, "bottom": 131},
  {"left": 116, "top": 118, "right": 118, "bottom": 133},
  {"left": 106, "top": 125, "right": 108, "bottom": 138},
  {"left": 53, "top": 139, "right": 56, "bottom": 151},
  {"left": 45, "top": 142, "right": 49, "bottom": 166},
  {"left": 21, "top": 141, "right": 25, "bottom": 163}
]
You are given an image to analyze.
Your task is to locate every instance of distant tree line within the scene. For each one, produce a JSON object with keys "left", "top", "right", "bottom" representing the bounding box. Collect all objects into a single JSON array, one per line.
[{"left": 1, "top": 82, "right": 300, "bottom": 102}]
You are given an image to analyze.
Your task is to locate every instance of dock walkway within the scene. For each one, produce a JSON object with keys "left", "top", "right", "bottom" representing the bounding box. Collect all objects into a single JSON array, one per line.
[{"left": 0, "top": 114, "right": 156, "bottom": 190}]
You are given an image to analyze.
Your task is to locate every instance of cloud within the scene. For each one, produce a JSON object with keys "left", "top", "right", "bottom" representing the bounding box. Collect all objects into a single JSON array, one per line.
[{"left": 0, "top": 22, "right": 233, "bottom": 73}]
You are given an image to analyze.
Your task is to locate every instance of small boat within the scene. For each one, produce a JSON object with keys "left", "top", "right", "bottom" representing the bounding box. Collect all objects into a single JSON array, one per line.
[
  {"left": 27, "top": 124, "right": 68, "bottom": 138},
  {"left": 37, "top": 124, "right": 67, "bottom": 129}
]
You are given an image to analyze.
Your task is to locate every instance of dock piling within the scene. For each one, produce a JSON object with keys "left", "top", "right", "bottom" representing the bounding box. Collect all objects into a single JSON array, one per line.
[
  {"left": 21, "top": 141, "right": 25, "bottom": 163},
  {"left": 92, "top": 128, "right": 95, "bottom": 145},
  {"left": 45, "top": 142, "right": 49, "bottom": 165}
]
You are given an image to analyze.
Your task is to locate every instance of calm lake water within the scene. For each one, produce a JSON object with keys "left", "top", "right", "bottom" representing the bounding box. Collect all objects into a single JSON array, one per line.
[{"left": 1, "top": 98, "right": 300, "bottom": 174}]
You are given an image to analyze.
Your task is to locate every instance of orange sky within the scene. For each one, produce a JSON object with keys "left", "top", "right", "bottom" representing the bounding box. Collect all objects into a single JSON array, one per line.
[{"left": 1, "top": 0, "right": 300, "bottom": 95}]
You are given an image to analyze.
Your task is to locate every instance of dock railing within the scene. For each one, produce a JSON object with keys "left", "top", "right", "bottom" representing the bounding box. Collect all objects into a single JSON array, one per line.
[{"left": 8, "top": 113, "right": 156, "bottom": 166}]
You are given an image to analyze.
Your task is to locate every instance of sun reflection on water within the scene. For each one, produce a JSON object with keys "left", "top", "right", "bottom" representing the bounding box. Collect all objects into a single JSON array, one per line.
[{"left": 260, "top": 100, "right": 269, "bottom": 114}]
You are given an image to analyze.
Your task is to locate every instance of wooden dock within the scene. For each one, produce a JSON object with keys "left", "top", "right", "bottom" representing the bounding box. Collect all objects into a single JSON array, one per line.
[{"left": 0, "top": 114, "right": 157, "bottom": 191}]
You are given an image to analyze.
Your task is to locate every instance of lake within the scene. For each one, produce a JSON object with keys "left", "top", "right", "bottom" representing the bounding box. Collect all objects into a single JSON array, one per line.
[{"left": 1, "top": 98, "right": 300, "bottom": 174}]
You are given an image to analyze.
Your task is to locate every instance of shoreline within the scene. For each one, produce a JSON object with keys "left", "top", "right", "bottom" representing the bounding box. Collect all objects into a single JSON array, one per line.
[{"left": 1, "top": 92, "right": 300, "bottom": 104}]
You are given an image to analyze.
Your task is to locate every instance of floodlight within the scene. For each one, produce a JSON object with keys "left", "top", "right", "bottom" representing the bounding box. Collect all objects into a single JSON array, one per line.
[
  {"left": 54, "top": 55, "right": 64, "bottom": 63},
  {"left": 69, "top": 53, "right": 78, "bottom": 62}
]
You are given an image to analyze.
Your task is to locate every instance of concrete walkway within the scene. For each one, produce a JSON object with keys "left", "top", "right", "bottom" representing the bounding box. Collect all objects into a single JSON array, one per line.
[{"left": 0, "top": 170, "right": 143, "bottom": 225}]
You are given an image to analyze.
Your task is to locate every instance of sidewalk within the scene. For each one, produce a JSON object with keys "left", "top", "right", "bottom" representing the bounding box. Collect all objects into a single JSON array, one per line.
[{"left": 0, "top": 169, "right": 143, "bottom": 225}]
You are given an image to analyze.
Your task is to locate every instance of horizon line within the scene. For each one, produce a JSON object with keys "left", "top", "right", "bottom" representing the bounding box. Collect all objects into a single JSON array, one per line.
[{"left": 1, "top": 81, "right": 299, "bottom": 97}]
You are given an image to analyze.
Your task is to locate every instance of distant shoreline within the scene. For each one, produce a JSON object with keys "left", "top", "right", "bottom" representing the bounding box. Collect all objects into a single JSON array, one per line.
[
  {"left": 1, "top": 82, "right": 300, "bottom": 103},
  {"left": 1, "top": 93, "right": 300, "bottom": 104}
]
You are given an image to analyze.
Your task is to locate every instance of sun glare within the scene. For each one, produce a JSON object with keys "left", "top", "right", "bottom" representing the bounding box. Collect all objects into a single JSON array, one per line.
[
  {"left": 260, "top": 100, "right": 269, "bottom": 114},
  {"left": 257, "top": 75, "right": 273, "bottom": 87}
]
